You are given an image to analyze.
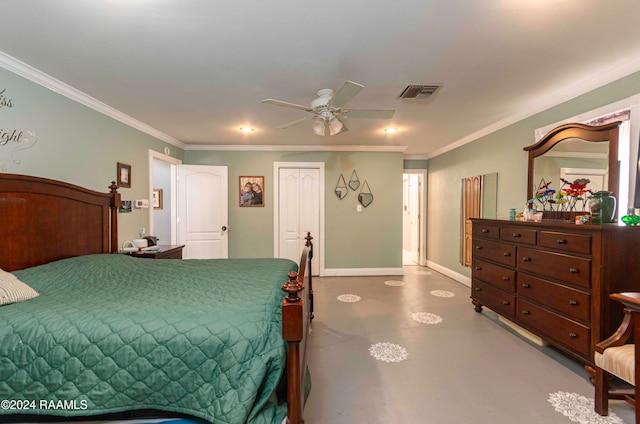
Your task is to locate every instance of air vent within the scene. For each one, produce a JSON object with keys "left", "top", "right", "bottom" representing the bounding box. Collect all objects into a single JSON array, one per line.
[{"left": 398, "top": 84, "right": 441, "bottom": 99}]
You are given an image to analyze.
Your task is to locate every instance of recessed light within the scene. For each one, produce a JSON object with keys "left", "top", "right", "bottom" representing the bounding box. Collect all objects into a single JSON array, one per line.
[
  {"left": 384, "top": 128, "right": 399, "bottom": 134},
  {"left": 239, "top": 127, "right": 254, "bottom": 133}
]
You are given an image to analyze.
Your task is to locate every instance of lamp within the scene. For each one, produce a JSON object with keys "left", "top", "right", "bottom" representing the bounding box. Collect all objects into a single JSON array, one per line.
[{"left": 312, "top": 110, "right": 344, "bottom": 136}]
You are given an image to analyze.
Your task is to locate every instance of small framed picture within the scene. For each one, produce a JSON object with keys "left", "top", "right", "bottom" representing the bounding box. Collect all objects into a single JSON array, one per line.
[
  {"left": 239, "top": 176, "right": 265, "bottom": 207},
  {"left": 153, "top": 188, "right": 163, "bottom": 210},
  {"left": 119, "top": 200, "right": 132, "bottom": 213},
  {"left": 117, "top": 162, "right": 132, "bottom": 188}
]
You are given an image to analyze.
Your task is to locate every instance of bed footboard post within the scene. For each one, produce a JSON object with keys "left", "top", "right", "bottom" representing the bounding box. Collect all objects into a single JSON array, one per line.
[
  {"left": 282, "top": 271, "right": 305, "bottom": 424},
  {"left": 305, "top": 232, "right": 314, "bottom": 321},
  {"left": 109, "top": 181, "right": 121, "bottom": 253}
]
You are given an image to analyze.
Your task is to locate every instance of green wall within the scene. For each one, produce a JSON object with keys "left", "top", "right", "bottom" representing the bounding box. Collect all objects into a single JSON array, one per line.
[
  {"left": 2, "top": 66, "right": 403, "bottom": 271},
  {"left": 427, "top": 69, "right": 640, "bottom": 278},
  {"left": 0, "top": 67, "right": 183, "bottom": 243},
  {"left": 184, "top": 150, "right": 404, "bottom": 269}
]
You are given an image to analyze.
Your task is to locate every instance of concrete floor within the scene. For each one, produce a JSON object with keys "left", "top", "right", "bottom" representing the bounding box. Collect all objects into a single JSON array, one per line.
[{"left": 303, "top": 266, "right": 635, "bottom": 424}]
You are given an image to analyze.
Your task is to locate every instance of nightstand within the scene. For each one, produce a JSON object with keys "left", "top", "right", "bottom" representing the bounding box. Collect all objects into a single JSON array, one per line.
[{"left": 128, "top": 245, "right": 185, "bottom": 259}]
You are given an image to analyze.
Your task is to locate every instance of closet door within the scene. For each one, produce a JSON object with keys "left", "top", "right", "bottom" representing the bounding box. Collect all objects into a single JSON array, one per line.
[{"left": 278, "top": 167, "right": 320, "bottom": 274}]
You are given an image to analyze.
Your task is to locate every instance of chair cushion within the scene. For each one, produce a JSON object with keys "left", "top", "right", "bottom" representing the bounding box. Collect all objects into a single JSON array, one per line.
[{"left": 595, "top": 344, "right": 635, "bottom": 385}]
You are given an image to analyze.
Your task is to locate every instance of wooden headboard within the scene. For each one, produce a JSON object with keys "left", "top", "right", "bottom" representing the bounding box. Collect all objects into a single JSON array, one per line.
[{"left": 0, "top": 174, "right": 121, "bottom": 271}]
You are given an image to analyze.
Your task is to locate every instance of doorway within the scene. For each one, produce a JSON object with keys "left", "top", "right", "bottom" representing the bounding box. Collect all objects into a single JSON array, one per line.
[
  {"left": 148, "top": 151, "right": 229, "bottom": 259},
  {"left": 148, "top": 150, "right": 181, "bottom": 245},
  {"left": 402, "top": 170, "right": 427, "bottom": 266}
]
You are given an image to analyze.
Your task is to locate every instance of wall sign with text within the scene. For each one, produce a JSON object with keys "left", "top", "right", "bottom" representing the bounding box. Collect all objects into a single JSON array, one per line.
[{"left": 0, "top": 88, "right": 38, "bottom": 171}]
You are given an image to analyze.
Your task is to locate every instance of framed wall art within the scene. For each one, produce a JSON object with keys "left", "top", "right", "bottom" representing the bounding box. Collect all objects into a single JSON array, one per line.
[
  {"left": 239, "top": 176, "right": 264, "bottom": 207},
  {"left": 117, "top": 162, "right": 131, "bottom": 188},
  {"left": 153, "top": 188, "right": 163, "bottom": 209}
]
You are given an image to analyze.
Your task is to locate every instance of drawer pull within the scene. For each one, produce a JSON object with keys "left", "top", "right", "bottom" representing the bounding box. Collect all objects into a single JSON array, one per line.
[
  {"left": 474, "top": 266, "right": 482, "bottom": 271},
  {"left": 568, "top": 333, "right": 577, "bottom": 338},
  {"left": 475, "top": 245, "right": 483, "bottom": 250},
  {"left": 502, "top": 301, "right": 510, "bottom": 306},
  {"left": 475, "top": 287, "right": 482, "bottom": 292},
  {"left": 503, "top": 252, "right": 511, "bottom": 257},
  {"left": 569, "top": 268, "right": 579, "bottom": 274},
  {"left": 557, "top": 239, "right": 567, "bottom": 244},
  {"left": 512, "top": 233, "right": 521, "bottom": 238},
  {"left": 502, "top": 276, "right": 510, "bottom": 281},
  {"left": 569, "top": 300, "right": 578, "bottom": 306},
  {"left": 481, "top": 229, "right": 489, "bottom": 233},
  {"left": 522, "top": 257, "right": 532, "bottom": 262},
  {"left": 522, "top": 310, "right": 530, "bottom": 315},
  {"left": 522, "top": 283, "right": 531, "bottom": 288}
]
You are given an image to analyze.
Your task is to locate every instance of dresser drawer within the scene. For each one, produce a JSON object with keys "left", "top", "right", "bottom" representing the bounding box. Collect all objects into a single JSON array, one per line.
[
  {"left": 472, "top": 258, "right": 516, "bottom": 292},
  {"left": 472, "top": 279, "right": 515, "bottom": 318},
  {"left": 501, "top": 227, "right": 537, "bottom": 245},
  {"left": 539, "top": 231, "right": 591, "bottom": 255},
  {"left": 518, "top": 274, "right": 590, "bottom": 322},
  {"left": 517, "top": 299, "right": 590, "bottom": 356},
  {"left": 472, "top": 223, "right": 500, "bottom": 240},
  {"left": 517, "top": 247, "right": 591, "bottom": 288},
  {"left": 473, "top": 239, "right": 516, "bottom": 267}
]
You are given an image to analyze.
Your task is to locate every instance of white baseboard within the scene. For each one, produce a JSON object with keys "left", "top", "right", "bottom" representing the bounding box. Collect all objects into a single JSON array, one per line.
[
  {"left": 425, "top": 260, "right": 471, "bottom": 287},
  {"left": 322, "top": 267, "right": 404, "bottom": 277}
]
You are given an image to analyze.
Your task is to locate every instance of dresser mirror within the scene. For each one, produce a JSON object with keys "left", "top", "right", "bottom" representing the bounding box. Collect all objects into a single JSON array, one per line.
[
  {"left": 524, "top": 122, "right": 620, "bottom": 219},
  {"left": 459, "top": 172, "right": 498, "bottom": 266}
]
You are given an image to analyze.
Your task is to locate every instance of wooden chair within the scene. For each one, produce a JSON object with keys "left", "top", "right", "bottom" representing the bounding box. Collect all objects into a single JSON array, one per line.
[{"left": 595, "top": 292, "right": 640, "bottom": 421}]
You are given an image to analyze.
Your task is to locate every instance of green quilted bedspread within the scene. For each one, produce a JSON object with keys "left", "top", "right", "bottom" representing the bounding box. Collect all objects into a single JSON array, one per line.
[{"left": 0, "top": 254, "right": 298, "bottom": 424}]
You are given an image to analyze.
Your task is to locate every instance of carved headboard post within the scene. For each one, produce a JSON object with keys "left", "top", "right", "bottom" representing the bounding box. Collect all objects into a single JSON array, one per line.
[{"left": 109, "top": 181, "right": 121, "bottom": 253}]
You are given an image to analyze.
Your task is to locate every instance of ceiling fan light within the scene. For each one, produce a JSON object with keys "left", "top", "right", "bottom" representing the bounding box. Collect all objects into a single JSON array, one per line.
[
  {"left": 328, "top": 115, "right": 344, "bottom": 135},
  {"left": 312, "top": 118, "right": 326, "bottom": 136}
]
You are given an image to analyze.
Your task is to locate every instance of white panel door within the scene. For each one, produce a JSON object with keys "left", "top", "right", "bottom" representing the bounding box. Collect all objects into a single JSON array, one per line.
[
  {"left": 278, "top": 167, "right": 320, "bottom": 275},
  {"left": 178, "top": 165, "right": 228, "bottom": 259}
]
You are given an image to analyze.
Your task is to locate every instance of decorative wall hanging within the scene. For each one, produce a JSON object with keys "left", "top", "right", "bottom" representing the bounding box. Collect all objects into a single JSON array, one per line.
[
  {"left": 119, "top": 200, "right": 132, "bottom": 213},
  {"left": 239, "top": 176, "right": 265, "bottom": 207},
  {"left": 117, "top": 162, "right": 132, "bottom": 188},
  {"left": 0, "top": 88, "right": 38, "bottom": 171},
  {"left": 335, "top": 173, "right": 348, "bottom": 199},
  {"left": 358, "top": 180, "right": 373, "bottom": 208},
  {"left": 348, "top": 170, "right": 360, "bottom": 190},
  {"left": 153, "top": 188, "right": 163, "bottom": 210}
]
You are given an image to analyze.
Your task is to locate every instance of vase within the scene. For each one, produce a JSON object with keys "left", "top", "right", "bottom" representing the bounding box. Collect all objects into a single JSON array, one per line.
[{"left": 588, "top": 191, "right": 616, "bottom": 224}]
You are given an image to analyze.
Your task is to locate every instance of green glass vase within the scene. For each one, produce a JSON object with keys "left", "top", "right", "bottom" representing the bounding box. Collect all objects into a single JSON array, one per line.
[
  {"left": 588, "top": 191, "right": 616, "bottom": 224},
  {"left": 621, "top": 214, "right": 640, "bottom": 226}
]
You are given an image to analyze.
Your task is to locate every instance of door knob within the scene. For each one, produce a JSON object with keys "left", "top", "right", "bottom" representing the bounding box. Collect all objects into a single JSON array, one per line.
[{"left": 222, "top": 226, "right": 227, "bottom": 231}]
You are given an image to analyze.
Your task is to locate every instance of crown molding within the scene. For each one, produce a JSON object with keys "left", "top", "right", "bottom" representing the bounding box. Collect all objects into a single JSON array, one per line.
[
  {"left": 184, "top": 144, "right": 407, "bottom": 152},
  {"left": 403, "top": 154, "right": 429, "bottom": 160},
  {"left": 0, "top": 50, "right": 185, "bottom": 149},
  {"left": 426, "top": 56, "right": 640, "bottom": 159}
]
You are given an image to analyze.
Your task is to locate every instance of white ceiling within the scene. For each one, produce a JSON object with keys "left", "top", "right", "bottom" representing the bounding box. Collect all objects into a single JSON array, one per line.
[{"left": 2, "top": 0, "right": 640, "bottom": 157}]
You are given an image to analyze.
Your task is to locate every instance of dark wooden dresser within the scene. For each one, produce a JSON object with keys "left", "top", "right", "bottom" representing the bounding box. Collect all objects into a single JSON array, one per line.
[{"left": 470, "top": 218, "right": 640, "bottom": 365}]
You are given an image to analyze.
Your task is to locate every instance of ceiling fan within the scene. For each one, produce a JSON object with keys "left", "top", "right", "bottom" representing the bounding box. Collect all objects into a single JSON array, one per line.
[{"left": 262, "top": 80, "right": 395, "bottom": 136}]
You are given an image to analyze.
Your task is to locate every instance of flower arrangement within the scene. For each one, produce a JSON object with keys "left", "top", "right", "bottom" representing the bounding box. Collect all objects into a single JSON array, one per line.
[
  {"left": 528, "top": 178, "right": 592, "bottom": 212},
  {"left": 556, "top": 178, "right": 592, "bottom": 212}
]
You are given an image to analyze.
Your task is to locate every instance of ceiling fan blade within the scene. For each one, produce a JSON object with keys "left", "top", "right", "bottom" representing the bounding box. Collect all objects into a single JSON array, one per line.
[
  {"left": 262, "top": 99, "right": 313, "bottom": 112},
  {"left": 276, "top": 117, "right": 310, "bottom": 129},
  {"left": 328, "top": 81, "right": 364, "bottom": 108},
  {"left": 344, "top": 109, "right": 395, "bottom": 119}
]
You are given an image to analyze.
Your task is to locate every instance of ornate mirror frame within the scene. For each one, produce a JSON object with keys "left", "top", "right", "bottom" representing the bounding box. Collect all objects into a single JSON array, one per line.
[{"left": 524, "top": 122, "right": 621, "bottom": 211}]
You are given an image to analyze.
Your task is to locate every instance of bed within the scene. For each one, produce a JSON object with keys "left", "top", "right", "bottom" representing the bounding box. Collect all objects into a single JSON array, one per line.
[{"left": 0, "top": 173, "right": 313, "bottom": 424}]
